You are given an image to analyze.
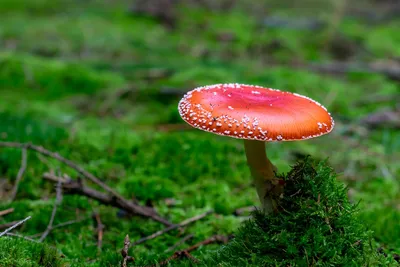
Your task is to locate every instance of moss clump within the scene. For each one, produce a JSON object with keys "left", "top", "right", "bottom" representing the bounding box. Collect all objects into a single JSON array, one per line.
[
  {"left": 0, "top": 237, "right": 62, "bottom": 267},
  {"left": 210, "top": 158, "right": 387, "bottom": 266}
]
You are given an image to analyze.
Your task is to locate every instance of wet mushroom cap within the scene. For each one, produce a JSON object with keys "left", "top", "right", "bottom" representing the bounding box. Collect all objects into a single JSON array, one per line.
[{"left": 178, "top": 83, "right": 334, "bottom": 141}]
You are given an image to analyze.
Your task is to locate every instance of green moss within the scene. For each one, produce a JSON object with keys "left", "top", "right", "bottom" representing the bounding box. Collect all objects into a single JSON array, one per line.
[
  {"left": 0, "top": 111, "right": 68, "bottom": 144},
  {"left": 0, "top": 53, "right": 124, "bottom": 99},
  {"left": 356, "top": 178, "right": 400, "bottom": 250},
  {"left": 0, "top": 0, "right": 71, "bottom": 14},
  {"left": 210, "top": 159, "right": 390, "bottom": 266},
  {"left": 0, "top": 237, "right": 62, "bottom": 267},
  {"left": 365, "top": 22, "right": 400, "bottom": 57}
]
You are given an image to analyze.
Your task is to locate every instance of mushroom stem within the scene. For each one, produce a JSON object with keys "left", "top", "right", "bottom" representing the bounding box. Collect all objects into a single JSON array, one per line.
[{"left": 244, "top": 140, "right": 283, "bottom": 213}]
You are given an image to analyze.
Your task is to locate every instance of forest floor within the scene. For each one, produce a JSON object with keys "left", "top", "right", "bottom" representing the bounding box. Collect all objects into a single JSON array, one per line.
[{"left": 0, "top": 0, "right": 399, "bottom": 266}]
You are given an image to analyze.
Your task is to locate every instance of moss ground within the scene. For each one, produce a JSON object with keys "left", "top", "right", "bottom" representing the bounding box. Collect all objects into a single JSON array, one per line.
[
  {"left": 211, "top": 159, "right": 389, "bottom": 266},
  {"left": 0, "top": 0, "right": 399, "bottom": 266}
]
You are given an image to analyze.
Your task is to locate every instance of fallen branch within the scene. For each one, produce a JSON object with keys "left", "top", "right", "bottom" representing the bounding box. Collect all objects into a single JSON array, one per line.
[
  {"left": 0, "top": 208, "right": 14, "bottom": 217},
  {"left": 121, "top": 234, "right": 134, "bottom": 267},
  {"left": 9, "top": 148, "right": 28, "bottom": 200},
  {"left": 0, "top": 141, "right": 171, "bottom": 225},
  {"left": 43, "top": 173, "right": 171, "bottom": 226},
  {"left": 0, "top": 216, "right": 31, "bottom": 237},
  {"left": 39, "top": 180, "right": 63, "bottom": 242},
  {"left": 0, "top": 142, "right": 124, "bottom": 201},
  {"left": 132, "top": 210, "right": 214, "bottom": 246}
]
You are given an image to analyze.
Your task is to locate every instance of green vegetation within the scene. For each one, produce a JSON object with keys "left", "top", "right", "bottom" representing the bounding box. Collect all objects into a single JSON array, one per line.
[
  {"left": 211, "top": 159, "right": 389, "bottom": 266},
  {"left": 0, "top": 237, "right": 60, "bottom": 267},
  {"left": 0, "top": 0, "right": 399, "bottom": 266}
]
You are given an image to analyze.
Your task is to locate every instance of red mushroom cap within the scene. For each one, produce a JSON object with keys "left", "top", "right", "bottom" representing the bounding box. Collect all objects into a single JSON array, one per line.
[{"left": 178, "top": 83, "right": 334, "bottom": 141}]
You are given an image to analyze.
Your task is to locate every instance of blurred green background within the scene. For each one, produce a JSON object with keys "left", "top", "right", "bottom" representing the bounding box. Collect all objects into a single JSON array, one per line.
[{"left": 0, "top": 0, "right": 399, "bottom": 266}]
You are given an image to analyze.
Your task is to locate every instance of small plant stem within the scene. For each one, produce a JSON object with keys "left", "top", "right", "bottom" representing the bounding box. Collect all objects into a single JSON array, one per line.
[{"left": 244, "top": 140, "right": 284, "bottom": 213}]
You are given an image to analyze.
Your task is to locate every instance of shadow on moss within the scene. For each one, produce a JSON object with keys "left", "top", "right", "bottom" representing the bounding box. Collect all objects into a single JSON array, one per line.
[{"left": 209, "top": 158, "right": 389, "bottom": 266}]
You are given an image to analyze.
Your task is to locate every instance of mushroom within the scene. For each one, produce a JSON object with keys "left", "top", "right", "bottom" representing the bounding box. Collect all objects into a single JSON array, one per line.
[{"left": 178, "top": 83, "right": 334, "bottom": 213}]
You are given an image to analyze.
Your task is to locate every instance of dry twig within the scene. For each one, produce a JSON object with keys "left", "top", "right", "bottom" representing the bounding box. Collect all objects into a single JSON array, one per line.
[
  {"left": 132, "top": 210, "right": 214, "bottom": 246},
  {"left": 93, "top": 212, "right": 104, "bottom": 251},
  {"left": 39, "top": 179, "right": 63, "bottom": 242},
  {"left": 121, "top": 234, "right": 134, "bottom": 267},
  {"left": 0, "top": 142, "right": 122, "bottom": 199},
  {"left": 0, "top": 208, "right": 14, "bottom": 217},
  {"left": 9, "top": 148, "right": 28, "bottom": 200},
  {"left": 43, "top": 173, "right": 171, "bottom": 225},
  {"left": 0, "top": 220, "right": 20, "bottom": 231},
  {"left": 0, "top": 141, "right": 171, "bottom": 225},
  {"left": 0, "top": 216, "right": 31, "bottom": 237}
]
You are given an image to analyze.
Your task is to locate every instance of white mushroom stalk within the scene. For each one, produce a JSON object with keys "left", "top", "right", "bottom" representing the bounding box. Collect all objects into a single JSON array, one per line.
[{"left": 244, "top": 140, "right": 283, "bottom": 213}]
